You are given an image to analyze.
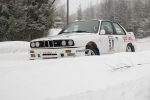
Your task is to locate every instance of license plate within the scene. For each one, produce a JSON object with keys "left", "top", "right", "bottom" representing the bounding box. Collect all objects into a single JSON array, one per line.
[
  {"left": 43, "top": 51, "right": 52, "bottom": 54},
  {"left": 67, "top": 53, "right": 75, "bottom": 56}
]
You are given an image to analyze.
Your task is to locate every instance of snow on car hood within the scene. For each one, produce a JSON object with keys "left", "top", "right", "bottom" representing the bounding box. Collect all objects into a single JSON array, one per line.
[{"left": 31, "top": 33, "right": 98, "bottom": 41}]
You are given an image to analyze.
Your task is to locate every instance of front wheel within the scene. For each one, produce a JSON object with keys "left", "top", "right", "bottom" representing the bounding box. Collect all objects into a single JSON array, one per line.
[
  {"left": 126, "top": 44, "right": 135, "bottom": 52},
  {"left": 85, "top": 46, "right": 98, "bottom": 56}
]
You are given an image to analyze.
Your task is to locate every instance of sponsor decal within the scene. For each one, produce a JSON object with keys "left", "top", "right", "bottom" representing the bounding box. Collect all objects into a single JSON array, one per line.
[
  {"left": 108, "top": 35, "right": 113, "bottom": 39},
  {"left": 76, "top": 49, "right": 85, "bottom": 52},
  {"left": 123, "top": 36, "right": 133, "bottom": 42}
]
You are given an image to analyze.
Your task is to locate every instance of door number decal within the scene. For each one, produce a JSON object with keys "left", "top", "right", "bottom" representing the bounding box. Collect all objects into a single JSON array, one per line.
[{"left": 108, "top": 36, "right": 114, "bottom": 51}]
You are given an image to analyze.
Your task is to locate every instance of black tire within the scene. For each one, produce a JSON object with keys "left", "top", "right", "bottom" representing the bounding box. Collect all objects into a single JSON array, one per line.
[
  {"left": 126, "top": 44, "right": 135, "bottom": 52},
  {"left": 85, "top": 45, "right": 98, "bottom": 56}
]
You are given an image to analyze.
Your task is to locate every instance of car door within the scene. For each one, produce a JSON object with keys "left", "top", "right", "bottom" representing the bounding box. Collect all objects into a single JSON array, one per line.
[
  {"left": 100, "top": 21, "right": 119, "bottom": 54},
  {"left": 112, "top": 22, "right": 127, "bottom": 52}
]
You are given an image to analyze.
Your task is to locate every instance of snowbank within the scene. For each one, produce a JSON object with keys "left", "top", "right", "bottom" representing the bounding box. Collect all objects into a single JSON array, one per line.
[
  {"left": 1, "top": 51, "right": 150, "bottom": 100},
  {"left": 51, "top": 75, "right": 150, "bottom": 100},
  {"left": 0, "top": 41, "right": 30, "bottom": 53},
  {"left": 0, "top": 41, "right": 30, "bottom": 61}
]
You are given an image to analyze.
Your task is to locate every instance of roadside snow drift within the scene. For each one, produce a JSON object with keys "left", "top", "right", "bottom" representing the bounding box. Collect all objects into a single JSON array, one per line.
[
  {"left": 0, "top": 38, "right": 150, "bottom": 100},
  {"left": 0, "top": 41, "right": 30, "bottom": 61},
  {"left": 0, "top": 41, "right": 29, "bottom": 53}
]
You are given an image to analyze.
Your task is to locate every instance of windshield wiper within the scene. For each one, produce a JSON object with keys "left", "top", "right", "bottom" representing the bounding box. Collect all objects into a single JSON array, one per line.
[
  {"left": 62, "top": 32, "right": 70, "bottom": 33},
  {"left": 59, "top": 32, "right": 70, "bottom": 35},
  {"left": 71, "top": 31, "right": 89, "bottom": 33}
]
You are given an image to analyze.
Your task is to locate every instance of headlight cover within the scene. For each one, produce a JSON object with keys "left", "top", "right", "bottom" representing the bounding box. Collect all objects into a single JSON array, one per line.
[
  {"left": 35, "top": 42, "right": 40, "bottom": 47},
  {"left": 68, "top": 40, "right": 73, "bottom": 46},
  {"left": 61, "top": 40, "right": 66, "bottom": 46},
  {"left": 31, "top": 42, "right": 35, "bottom": 48}
]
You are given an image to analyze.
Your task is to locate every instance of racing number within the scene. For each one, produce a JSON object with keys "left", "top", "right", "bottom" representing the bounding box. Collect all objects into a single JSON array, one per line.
[{"left": 108, "top": 36, "right": 114, "bottom": 51}]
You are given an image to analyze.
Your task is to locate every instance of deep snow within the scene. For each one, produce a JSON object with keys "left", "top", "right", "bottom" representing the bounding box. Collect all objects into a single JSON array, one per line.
[{"left": 0, "top": 38, "right": 150, "bottom": 100}]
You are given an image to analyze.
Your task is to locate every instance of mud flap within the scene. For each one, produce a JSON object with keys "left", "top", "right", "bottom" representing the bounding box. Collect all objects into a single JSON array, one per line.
[
  {"left": 95, "top": 48, "right": 100, "bottom": 55},
  {"left": 131, "top": 45, "right": 135, "bottom": 52}
]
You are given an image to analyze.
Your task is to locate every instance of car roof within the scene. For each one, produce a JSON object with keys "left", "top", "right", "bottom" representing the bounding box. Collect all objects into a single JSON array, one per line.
[{"left": 73, "top": 19, "right": 111, "bottom": 22}]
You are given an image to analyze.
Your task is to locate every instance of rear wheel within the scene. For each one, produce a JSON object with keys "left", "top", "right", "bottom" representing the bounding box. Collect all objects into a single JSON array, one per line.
[{"left": 85, "top": 46, "right": 98, "bottom": 56}]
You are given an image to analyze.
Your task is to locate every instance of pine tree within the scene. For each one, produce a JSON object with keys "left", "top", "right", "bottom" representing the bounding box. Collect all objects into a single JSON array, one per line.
[
  {"left": 0, "top": 0, "right": 57, "bottom": 41},
  {"left": 21, "top": 0, "right": 56, "bottom": 40},
  {"left": 83, "top": 8, "right": 90, "bottom": 20},
  {"left": 0, "top": 1, "right": 10, "bottom": 41},
  {"left": 77, "top": 4, "right": 82, "bottom": 21},
  {"left": 95, "top": 3, "right": 102, "bottom": 19}
]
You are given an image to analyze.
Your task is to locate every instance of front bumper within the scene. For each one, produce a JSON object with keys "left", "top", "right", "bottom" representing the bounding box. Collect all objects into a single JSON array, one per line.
[{"left": 29, "top": 47, "right": 85, "bottom": 60}]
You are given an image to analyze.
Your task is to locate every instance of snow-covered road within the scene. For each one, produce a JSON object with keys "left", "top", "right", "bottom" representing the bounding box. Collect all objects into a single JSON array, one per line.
[{"left": 0, "top": 38, "right": 150, "bottom": 100}]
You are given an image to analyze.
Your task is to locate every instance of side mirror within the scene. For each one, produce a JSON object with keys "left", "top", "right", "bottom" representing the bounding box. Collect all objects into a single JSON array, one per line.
[{"left": 100, "top": 29, "right": 106, "bottom": 35}]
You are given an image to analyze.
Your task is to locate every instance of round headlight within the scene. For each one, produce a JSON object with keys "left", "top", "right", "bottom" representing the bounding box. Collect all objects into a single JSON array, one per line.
[
  {"left": 35, "top": 42, "right": 40, "bottom": 47},
  {"left": 31, "top": 42, "right": 35, "bottom": 47},
  {"left": 68, "top": 40, "right": 73, "bottom": 46},
  {"left": 61, "top": 40, "right": 66, "bottom": 46}
]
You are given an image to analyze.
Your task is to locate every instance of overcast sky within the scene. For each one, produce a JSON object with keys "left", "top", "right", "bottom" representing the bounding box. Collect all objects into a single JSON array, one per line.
[{"left": 61, "top": 0, "right": 101, "bottom": 14}]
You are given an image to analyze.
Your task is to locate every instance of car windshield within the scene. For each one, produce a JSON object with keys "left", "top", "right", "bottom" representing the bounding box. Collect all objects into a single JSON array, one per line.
[{"left": 59, "top": 20, "right": 100, "bottom": 34}]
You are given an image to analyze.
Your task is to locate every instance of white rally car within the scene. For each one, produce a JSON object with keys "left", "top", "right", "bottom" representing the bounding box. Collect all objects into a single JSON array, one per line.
[{"left": 29, "top": 20, "right": 136, "bottom": 60}]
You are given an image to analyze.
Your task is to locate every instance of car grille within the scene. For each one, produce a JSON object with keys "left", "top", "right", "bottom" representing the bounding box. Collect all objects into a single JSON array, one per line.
[
  {"left": 30, "top": 40, "right": 74, "bottom": 48},
  {"left": 41, "top": 41, "right": 53, "bottom": 47},
  {"left": 38, "top": 41, "right": 53, "bottom": 48}
]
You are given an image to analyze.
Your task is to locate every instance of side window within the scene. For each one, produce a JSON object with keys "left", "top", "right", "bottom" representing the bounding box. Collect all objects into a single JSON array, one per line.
[
  {"left": 101, "top": 21, "right": 114, "bottom": 35},
  {"left": 113, "top": 23, "right": 126, "bottom": 35}
]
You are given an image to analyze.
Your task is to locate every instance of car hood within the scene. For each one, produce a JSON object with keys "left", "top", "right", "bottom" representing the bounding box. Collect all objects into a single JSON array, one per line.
[{"left": 31, "top": 33, "right": 98, "bottom": 41}]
